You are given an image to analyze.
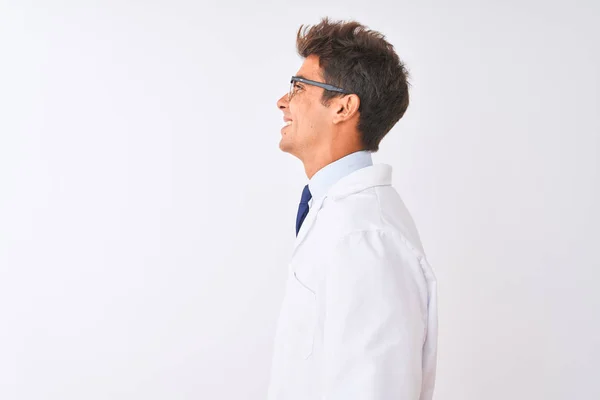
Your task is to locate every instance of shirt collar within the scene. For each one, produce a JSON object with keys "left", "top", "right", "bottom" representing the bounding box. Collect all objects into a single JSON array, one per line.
[{"left": 308, "top": 150, "right": 373, "bottom": 202}]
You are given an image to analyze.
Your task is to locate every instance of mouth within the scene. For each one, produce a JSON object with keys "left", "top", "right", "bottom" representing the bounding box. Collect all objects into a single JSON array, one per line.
[{"left": 281, "top": 120, "right": 292, "bottom": 132}]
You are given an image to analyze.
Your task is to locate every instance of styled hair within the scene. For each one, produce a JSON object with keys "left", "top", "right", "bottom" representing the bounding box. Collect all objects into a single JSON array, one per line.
[{"left": 296, "top": 17, "right": 410, "bottom": 152}]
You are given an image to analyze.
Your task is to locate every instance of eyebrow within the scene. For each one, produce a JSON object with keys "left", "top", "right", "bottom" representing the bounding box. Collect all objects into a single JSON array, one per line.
[{"left": 295, "top": 74, "right": 323, "bottom": 82}]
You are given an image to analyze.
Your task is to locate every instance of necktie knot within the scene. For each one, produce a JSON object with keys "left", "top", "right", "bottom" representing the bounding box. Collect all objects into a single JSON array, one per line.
[{"left": 300, "top": 185, "right": 312, "bottom": 204}]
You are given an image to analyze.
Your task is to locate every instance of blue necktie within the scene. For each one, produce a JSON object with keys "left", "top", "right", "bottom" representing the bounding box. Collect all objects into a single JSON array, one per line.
[{"left": 295, "top": 185, "right": 312, "bottom": 236}]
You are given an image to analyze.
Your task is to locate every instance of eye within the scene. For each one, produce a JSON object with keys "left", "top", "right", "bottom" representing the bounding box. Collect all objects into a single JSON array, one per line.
[{"left": 294, "top": 83, "right": 303, "bottom": 90}]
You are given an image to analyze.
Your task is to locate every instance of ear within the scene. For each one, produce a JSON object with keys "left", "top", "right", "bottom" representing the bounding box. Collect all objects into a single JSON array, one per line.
[{"left": 331, "top": 94, "right": 361, "bottom": 124}]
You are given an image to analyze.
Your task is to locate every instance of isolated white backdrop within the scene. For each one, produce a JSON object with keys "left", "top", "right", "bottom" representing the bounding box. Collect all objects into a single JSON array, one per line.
[{"left": 1, "top": 1, "right": 598, "bottom": 399}]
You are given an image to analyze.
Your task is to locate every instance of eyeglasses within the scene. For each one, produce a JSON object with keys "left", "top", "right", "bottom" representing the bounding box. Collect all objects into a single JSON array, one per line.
[{"left": 289, "top": 76, "right": 352, "bottom": 100}]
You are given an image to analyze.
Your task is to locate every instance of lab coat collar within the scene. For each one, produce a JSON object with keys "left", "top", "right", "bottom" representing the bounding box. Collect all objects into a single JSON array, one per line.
[
  {"left": 327, "top": 163, "right": 392, "bottom": 200},
  {"left": 292, "top": 164, "right": 392, "bottom": 255}
]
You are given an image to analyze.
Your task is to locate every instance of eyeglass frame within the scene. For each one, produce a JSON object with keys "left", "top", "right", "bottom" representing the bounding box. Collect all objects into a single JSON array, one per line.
[{"left": 289, "top": 76, "right": 352, "bottom": 100}]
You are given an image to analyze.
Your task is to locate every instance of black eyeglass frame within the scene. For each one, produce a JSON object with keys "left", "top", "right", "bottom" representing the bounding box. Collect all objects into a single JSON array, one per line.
[{"left": 289, "top": 76, "right": 352, "bottom": 99}]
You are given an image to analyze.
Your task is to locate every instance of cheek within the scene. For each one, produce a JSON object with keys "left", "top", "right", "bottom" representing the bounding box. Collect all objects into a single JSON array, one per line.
[
  {"left": 291, "top": 102, "right": 316, "bottom": 131},
  {"left": 307, "top": 109, "right": 328, "bottom": 132}
]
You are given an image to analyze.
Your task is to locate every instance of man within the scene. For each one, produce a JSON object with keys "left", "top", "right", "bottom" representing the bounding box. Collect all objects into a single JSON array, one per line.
[{"left": 268, "top": 18, "right": 438, "bottom": 400}]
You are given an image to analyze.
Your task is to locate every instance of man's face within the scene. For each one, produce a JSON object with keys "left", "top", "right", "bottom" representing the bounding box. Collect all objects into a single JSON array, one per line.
[{"left": 277, "top": 55, "right": 332, "bottom": 160}]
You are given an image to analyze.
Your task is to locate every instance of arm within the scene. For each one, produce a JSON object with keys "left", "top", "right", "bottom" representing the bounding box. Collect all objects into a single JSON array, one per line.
[{"left": 322, "top": 230, "right": 428, "bottom": 399}]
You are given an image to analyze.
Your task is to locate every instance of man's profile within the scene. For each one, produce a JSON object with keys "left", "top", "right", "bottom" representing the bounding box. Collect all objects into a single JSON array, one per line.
[{"left": 268, "top": 18, "right": 438, "bottom": 400}]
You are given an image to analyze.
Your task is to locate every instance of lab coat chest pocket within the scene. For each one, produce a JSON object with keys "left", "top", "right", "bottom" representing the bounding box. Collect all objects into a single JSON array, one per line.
[{"left": 285, "top": 269, "right": 317, "bottom": 360}]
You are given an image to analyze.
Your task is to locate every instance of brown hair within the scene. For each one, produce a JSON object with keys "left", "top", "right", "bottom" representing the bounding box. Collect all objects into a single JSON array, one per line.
[{"left": 296, "top": 17, "right": 410, "bottom": 152}]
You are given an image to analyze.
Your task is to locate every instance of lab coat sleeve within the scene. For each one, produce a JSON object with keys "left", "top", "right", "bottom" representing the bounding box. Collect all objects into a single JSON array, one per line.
[{"left": 322, "top": 230, "right": 427, "bottom": 399}]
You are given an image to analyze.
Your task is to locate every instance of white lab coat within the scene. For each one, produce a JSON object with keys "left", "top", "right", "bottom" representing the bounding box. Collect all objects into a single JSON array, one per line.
[{"left": 267, "top": 164, "right": 438, "bottom": 400}]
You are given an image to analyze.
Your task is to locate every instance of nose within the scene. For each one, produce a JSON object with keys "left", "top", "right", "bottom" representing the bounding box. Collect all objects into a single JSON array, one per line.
[{"left": 277, "top": 93, "right": 288, "bottom": 111}]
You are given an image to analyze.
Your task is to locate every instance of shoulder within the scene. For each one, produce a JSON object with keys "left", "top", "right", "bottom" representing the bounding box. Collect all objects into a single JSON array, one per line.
[
  {"left": 318, "top": 185, "right": 426, "bottom": 257},
  {"left": 333, "top": 229, "right": 421, "bottom": 265}
]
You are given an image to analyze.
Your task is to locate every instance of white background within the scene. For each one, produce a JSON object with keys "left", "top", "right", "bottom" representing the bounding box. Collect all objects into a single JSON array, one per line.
[{"left": 1, "top": 1, "right": 598, "bottom": 399}]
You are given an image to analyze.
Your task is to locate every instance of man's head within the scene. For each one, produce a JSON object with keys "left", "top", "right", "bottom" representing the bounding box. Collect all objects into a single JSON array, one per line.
[{"left": 277, "top": 18, "right": 410, "bottom": 166}]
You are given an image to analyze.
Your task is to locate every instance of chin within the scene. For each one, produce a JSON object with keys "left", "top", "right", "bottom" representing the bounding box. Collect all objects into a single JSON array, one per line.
[
  {"left": 279, "top": 138, "right": 291, "bottom": 153},
  {"left": 279, "top": 140, "right": 300, "bottom": 159}
]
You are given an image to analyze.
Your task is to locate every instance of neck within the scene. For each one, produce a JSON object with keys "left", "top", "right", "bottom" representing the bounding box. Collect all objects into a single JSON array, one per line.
[{"left": 303, "top": 142, "right": 365, "bottom": 179}]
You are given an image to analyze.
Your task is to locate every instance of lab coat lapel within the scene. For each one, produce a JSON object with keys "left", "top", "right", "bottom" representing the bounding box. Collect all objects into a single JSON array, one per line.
[{"left": 292, "top": 195, "right": 325, "bottom": 255}]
